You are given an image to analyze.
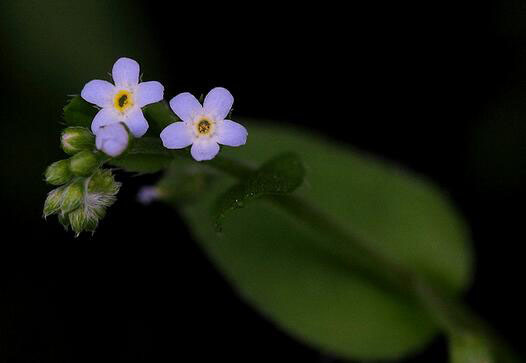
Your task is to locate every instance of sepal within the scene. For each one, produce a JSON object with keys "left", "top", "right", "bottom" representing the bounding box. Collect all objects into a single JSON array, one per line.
[
  {"left": 43, "top": 186, "right": 65, "bottom": 217},
  {"left": 61, "top": 180, "right": 85, "bottom": 213}
]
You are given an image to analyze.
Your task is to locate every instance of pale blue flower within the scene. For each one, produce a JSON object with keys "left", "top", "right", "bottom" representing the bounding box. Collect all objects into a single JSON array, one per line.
[
  {"left": 81, "top": 57, "right": 164, "bottom": 137},
  {"left": 137, "top": 186, "right": 159, "bottom": 205},
  {"left": 160, "top": 87, "right": 247, "bottom": 161}
]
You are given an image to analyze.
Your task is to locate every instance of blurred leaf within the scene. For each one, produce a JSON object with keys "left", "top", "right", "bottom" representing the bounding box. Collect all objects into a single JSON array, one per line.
[
  {"left": 109, "top": 137, "right": 172, "bottom": 174},
  {"left": 214, "top": 153, "right": 305, "bottom": 230},
  {"left": 110, "top": 154, "right": 172, "bottom": 174},
  {"left": 124, "top": 137, "right": 167, "bottom": 154},
  {"left": 180, "top": 121, "right": 473, "bottom": 360},
  {"left": 63, "top": 96, "right": 97, "bottom": 128},
  {"left": 450, "top": 333, "right": 493, "bottom": 363},
  {"left": 143, "top": 101, "right": 179, "bottom": 135},
  {"left": 157, "top": 163, "right": 218, "bottom": 204}
]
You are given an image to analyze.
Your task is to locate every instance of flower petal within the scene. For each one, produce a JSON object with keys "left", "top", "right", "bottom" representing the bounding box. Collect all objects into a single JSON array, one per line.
[
  {"left": 160, "top": 122, "right": 193, "bottom": 149},
  {"left": 190, "top": 139, "right": 220, "bottom": 161},
  {"left": 169, "top": 92, "right": 202, "bottom": 122},
  {"left": 136, "top": 81, "right": 164, "bottom": 107},
  {"left": 123, "top": 107, "right": 149, "bottom": 137},
  {"left": 112, "top": 57, "right": 140, "bottom": 88},
  {"left": 95, "top": 123, "right": 129, "bottom": 157},
  {"left": 216, "top": 119, "right": 248, "bottom": 147},
  {"left": 91, "top": 108, "right": 119, "bottom": 134},
  {"left": 81, "top": 80, "right": 115, "bottom": 107},
  {"left": 203, "top": 87, "right": 234, "bottom": 121}
]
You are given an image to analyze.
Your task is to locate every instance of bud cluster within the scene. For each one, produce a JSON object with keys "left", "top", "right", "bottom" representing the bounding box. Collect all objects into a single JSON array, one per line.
[
  {"left": 44, "top": 127, "right": 103, "bottom": 185},
  {"left": 43, "top": 170, "right": 121, "bottom": 236},
  {"left": 43, "top": 126, "right": 121, "bottom": 235}
]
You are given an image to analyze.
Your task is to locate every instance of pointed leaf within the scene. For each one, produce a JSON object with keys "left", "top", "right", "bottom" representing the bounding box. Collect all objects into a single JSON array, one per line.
[{"left": 180, "top": 122, "right": 473, "bottom": 360}]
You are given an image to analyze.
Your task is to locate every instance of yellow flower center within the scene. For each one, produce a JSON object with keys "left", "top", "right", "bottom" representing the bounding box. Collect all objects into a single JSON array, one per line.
[
  {"left": 195, "top": 118, "right": 214, "bottom": 136},
  {"left": 113, "top": 90, "right": 134, "bottom": 113}
]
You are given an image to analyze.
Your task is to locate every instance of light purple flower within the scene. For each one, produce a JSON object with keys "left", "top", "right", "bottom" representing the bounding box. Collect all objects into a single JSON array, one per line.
[
  {"left": 137, "top": 186, "right": 159, "bottom": 205},
  {"left": 81, "top": 57, "right": 164, "bottom": 137},
  {"left": 160, "top": 87, "right": 247, "bottom": 161},
  {"left": 95, "top": 122, "right": 129, "bottom": 157}
]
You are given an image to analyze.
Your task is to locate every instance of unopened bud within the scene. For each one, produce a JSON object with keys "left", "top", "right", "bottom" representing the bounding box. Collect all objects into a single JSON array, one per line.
[
  {"left": 61, "top": 181, "right": 85, "bottom": 213},
  {"left": 43, "top": 187, "right": 65, "bottom": 217},
  {"left": 88, "top": 169, "right": 120, "bottom": 195},
  {"left": 61, "top": 127, "right": 95, "bottom": 155},
  {"left": 68, "top": 208, "right": 98, "bottom": 236},
  {"left": 95, "top": 122, "right": 130, "bottom": 157},
  {"left": 69, "top": 151, "right": 99, "bottom": 176},
  {"left": 45, "top": 160, "right": 72, "bottom": 185}
]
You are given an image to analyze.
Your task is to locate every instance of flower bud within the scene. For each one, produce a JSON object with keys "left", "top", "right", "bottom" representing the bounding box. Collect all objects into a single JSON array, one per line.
[
  {"left": 44, "top": 169, "right": 120, "bottom": 236},
  {"left": 88, "top": 169, "right": 120, "bottom": 195},
  {"left": 45, "top": 160, "right": 73, "bottom": 185},
  {"left": 69, "top": 151, "right": 99, "bottom": 176},
  {"left": 61, "top": 127, "right": 95, "bottom": 155},
  {"left": 43, "top": 187, "right": 65, "bottom": 217},
  {"left": 61, "top": 181, "right": 85, "bottom": 213},
  {"left": 68, "top": 208, "right": 98, "bottom": 236},
  {"left": 95, "top": 123, "right": 130, "bottom": 157}
]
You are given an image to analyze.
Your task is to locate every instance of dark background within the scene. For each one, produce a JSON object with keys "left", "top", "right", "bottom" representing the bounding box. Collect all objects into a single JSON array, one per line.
[{"left": 1, "top": 0, "right": 525, "bottom": 361}]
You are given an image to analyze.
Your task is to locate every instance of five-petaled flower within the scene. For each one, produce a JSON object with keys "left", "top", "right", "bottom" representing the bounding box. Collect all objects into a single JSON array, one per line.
[
  {"left": 81, "top": 57, "right": 164, "bottom": 137},
  {"left": 160, "top": 87, "right": 247, "bottom": 161}
]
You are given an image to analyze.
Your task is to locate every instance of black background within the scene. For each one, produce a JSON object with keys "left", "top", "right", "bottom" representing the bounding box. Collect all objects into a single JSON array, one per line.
[{"left": 1, "top": 0, "right": 526, "bottom": 361}]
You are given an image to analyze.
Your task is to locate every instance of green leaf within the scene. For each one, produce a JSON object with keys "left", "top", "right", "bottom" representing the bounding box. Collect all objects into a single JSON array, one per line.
[
  {"left": 63, "top": 96, "right": 97, "bottom": 128},
  {"left": 110, "top": 154, "right": 173, "bottom": 174},
  {"left": 157, "top": 163, "right": 219, "bottom": 204},
  {"left": 143, "top": 101, "right": 179, "bottom": 135},
  {"left": 214, "top": 152, "right": 305, "bottom": 230},
  {"left": 109, "top": 137, "right": 172, "bottom": 174},
  {"left": 180, "top": 121, "right": 473, "bottom": 360}
]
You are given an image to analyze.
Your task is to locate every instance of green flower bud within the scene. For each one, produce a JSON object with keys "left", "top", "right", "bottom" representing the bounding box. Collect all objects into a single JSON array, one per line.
[
  {"left": 61, "top": 127, "right": 95, "bottom": 155},
  {"left": 43, "top": 187, "right": 65, "bottom": 217},
  {"left": 69, "top": 151, "right": 99, "bottom": 176},
  {"left": 44, "top": 168, "right": 120, "bottom": 236},
  {"left": 68, "top": 208, "right": 98, "bottom": 236},
  {"left": 45, "top": 160, "right": 73, "bottom": 185},
  {"left": 61, "top": 181, "right": 84, "bottom": 213},
  {"left": 88, "top": 169, "right": 120, "bottom": 195}
]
